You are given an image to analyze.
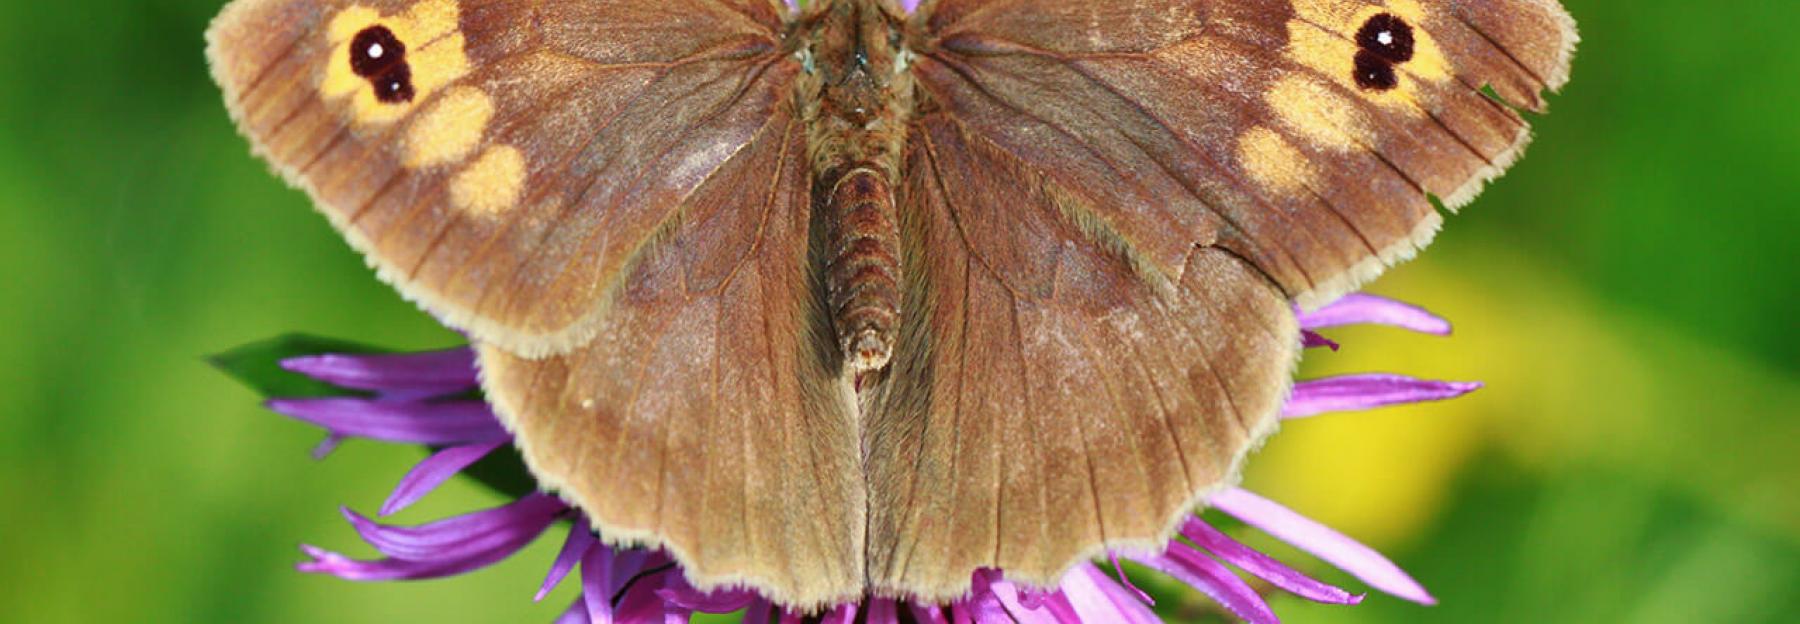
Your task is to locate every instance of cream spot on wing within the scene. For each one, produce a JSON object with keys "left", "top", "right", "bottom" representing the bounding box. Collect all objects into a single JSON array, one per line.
[
  {"left": 1266, "top": 75, "right": 1370, "bottom": 151},
  {"left": 451, "top": 145, "right": 526, "bottom": 215},
  {"left": 1238, "top": 127, "right": 1314, "bottom": 195},
  {"left": 321, "top": 5, "right": 380, "bottom": 100},
  {"left": 319, "top": 0, "right": 470, "bottom": 126},
  {"left": 405, "top": 86, "right": 493, "bottom": 168}
]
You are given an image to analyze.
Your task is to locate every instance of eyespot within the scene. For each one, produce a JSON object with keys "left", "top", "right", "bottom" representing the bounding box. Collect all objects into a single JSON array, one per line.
[
  {"left": 1353, "top": 50, "right": 1398, "bottom": 91},
  {"left": 372, "top": 64, "right": 416, "bottom": 104},
  {"left": 349, "top": 25, "right": 415, "bottom": 104},
  {"left": 349, "top": 26, "right": 406, "bottom": 77},
  {"left": 1355, "top": 13, "right": 1414, "bottom": 64}
]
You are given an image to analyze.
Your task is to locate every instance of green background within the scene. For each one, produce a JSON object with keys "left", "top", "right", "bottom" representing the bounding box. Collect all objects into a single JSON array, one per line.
[{"left": 1, "top": 0, "right": 1794, "bottom": 621}]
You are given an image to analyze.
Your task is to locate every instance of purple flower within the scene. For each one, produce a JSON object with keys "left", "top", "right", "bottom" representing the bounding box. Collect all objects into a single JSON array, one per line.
[{"left": 261, "top": 294, "right": 1475, "bottom": 623}]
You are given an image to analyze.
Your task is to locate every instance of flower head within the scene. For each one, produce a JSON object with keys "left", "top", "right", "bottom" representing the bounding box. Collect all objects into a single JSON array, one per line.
[{"left": 217, "top": 294, "right": 1476, "bottom": 622}]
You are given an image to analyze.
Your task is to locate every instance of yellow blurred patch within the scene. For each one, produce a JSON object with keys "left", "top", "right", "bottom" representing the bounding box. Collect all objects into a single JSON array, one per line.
[{"left": 1244, "top": 245, "right": 1800, "bottom": 551}]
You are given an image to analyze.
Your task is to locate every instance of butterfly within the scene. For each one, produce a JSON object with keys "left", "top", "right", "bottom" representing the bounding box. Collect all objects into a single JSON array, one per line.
[{"left": 208, "top": 0, "right": 1573, "bottom": 610}]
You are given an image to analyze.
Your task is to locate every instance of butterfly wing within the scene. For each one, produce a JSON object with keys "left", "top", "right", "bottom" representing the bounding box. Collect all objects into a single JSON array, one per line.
[
  {"left": 476, "top": 106, "right": 868, "bottom": 609},
  {"left": 864, "top": 0, "right": 1573, "bottom": 598},
  {"left": 207, "top": 0, "right": 797, "bottom": 356},
  {"left": 905, "top": 0, "right": 1575, "bottom": 308},
  {"left": 865, "top": 114, "right": 1299, "bottom": 599}
]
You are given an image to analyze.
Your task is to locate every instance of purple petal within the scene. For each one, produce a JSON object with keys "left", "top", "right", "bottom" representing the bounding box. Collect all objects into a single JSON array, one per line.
[
  {"left": 1297, "top": 294, "right": 1451, "bottom": 335},
  {"left": 1211, "top": 488, "right": 1436, "bottom": 604},
  {"left": 298, "top": 542, "right": 516, "bottom": 581},
  {"left": 655, "top": 578, "right": 758, "bottom": 613},
  {"left": 1302, "top": 330, "right": 1341, "bottom": 351},
  {"left": 1284, "top": 374, "right": 1482, "bottom": 419},
  {"left": 947, "top": 601, "right": 972, "bottom": 624},
  {"left": 900, "top": 0, "right": 922, "bottom": 16},
  {"left": 612, "top": 566, "right": 674, "bottom": 624},
  {"left": 866, "top": 598, "right": 901, "bottom": 624},
  {"left": 1182, "top": 517, "right": 1362, "bottom": 604},
  {"left": 281, "top": 348, "right": 478, "bottom": 394},
  {"left": 980, "top": 573, "right": 1063, "bottom": 624},
  {"left": 344, "top": 493, "right": 564, "bottom": 561},
  {"left": 960, "top": 572, "right": 1017, "bottom": 624},
  {"left": 539, "top": 518, "right": 596, "bottom": 601},
  {"left": 819, "top": 603, "right": 859, "bottom": 624},
  {"left": 1109, "top": 554, "right": 1155, "bottom": 605},
  {"left": 382, "top": 440, "right": 506, "bottom": 516},
  {"left": 1128, "top": 543, "right": 1279, "bottom": 624},
  {"left": 581, "top": 544, "right": 620, "bottom": 623},
  {"left": 908, "top": 602, "right": 950, "bottom": 624},
  {"left": 309, "top": 433, "right": 346, "bottom": 459},
  {"left": 267, "top": 397, "right": 509, "bottom": 445},
  {"left": 1016, "top": 588, "right": 1048, "bottom": 611},
  {"left": 743, "top": 600, "right": 775, "bottom": 624},
  {"left": 1058, "top": 562, "right": 1159, "bottom": 624},
  {"left": 558, "top": 597, "right": 593, "bottom": 624}
]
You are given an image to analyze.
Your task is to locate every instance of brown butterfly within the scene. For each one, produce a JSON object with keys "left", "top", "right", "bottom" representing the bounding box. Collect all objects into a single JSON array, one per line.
[{"left": 208, "top": 0, "right": 1574, "bottom": 610}]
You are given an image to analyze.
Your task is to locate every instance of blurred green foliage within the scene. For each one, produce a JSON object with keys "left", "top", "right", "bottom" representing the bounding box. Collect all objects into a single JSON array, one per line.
[{"left": 0, "top": 0, "right": 1793, "bottom": 622}]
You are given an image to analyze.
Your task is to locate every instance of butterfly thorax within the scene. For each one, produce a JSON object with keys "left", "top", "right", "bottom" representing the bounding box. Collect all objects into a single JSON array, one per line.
[{"left": 795, "top": 0, "right": 915, "bottom": 374}]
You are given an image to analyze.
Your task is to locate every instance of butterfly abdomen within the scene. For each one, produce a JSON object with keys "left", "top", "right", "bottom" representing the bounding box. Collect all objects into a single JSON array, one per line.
[
  {"left": 796, "top": 0, "right": 913, "bottom": 374},
  {"left": 822, "top": 166, "right": 902, "bottom": 373}
]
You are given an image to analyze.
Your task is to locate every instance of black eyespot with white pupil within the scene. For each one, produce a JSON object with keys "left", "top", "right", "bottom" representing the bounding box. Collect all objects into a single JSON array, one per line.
[
  {"left": 1355, "top": 13, "right": 1415, "bottom": 63},
  {"left": 1350, "top": 13, "right": 1414, "bottom": 91},
  {"left": 349, "top": 25, "right": 414, "bottom": 104},
  {"left": 1353, "top": 52, "right": 1399, "bottom": 91}
]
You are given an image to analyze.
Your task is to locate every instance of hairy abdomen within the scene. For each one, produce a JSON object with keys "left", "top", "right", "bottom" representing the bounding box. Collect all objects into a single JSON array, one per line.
[{"left": 822, "top": 166, "right": 901, "bottom": 373}]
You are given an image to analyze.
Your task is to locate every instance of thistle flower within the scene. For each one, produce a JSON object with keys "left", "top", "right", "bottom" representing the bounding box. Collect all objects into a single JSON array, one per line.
[{"left": 217, "top": 293, "right": 1476, "bottom": 623}]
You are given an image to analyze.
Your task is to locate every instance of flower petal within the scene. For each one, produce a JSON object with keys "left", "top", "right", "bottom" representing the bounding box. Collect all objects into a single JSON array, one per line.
[
  {"left": 297, "top": 542, "right": 513, "bottom": 581},
  {"left": 743, "top": 600, "right": 775, "bottom": 624},
  {"left": 1211, "top": 488, "right": 1436, "bottom": 604},
  {"left": 865, "top": 598, "right": 901, "bottom": 624},
  {"left": 1182, "top": 517, "right": 1362, "bottom": 604},
  {"left": 655, "top": 578, "right": 758, "bottom": 613},
  {"left": 1059, "top": 562, "right": 1159, "bottom": 624},
  {"left": 980, "top": 572, "right": 1063, "bottom": 624},
  {"left": 539, "top": 517, "right": 596, "bottom": 601},
  {"left": 612, "top": 567, "right": 673, "bottom": 624},
  {"left": 1109, "top": 554, "right": 1155, "bottom": 605},
  {"left": 309, "top": 433, "right": 346, "bottom": 460},
  {"left": 1297, "top": 294, "right": 1451, "bottom": 335},
  {"left": 819, "top": 603, "right": 859, "bottom": 624},
  {"left": 960, "top": 572, "right": 1019, "bottom": 624},
  {"left": 908, "top": 602, "right": 950, "bottom": 624},
  {"left": 382, "top": 440, "right": 505, "bottom": 516},
  {"left": 1129, "top": 543, "right": 1278, "bottom": 624},
  {"left": 557, "top": 597, "right": 592, "bottom": 624},
  {"left": 281, "top": 349, "right": 478, "bottom": 394},
  {"left": 344, "top": 493, "right": 564, "bottom": 561},
  {"left": 581, "top": 544, "right": 621, "bottom": 623},
  {"left": 1302, "top": 330, "right": 1341, "bottom": 351},
  {"left": 267, "top": 397, "right": 509, "bottom": 445},
  {"left": 1284, "top": 374, "right": 1482, "bottom": 419}
]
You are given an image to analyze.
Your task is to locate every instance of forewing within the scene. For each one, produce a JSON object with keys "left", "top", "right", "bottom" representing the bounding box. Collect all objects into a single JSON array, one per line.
[
  {"left": 862, "top": 114, "right": 1299, "bottom": 600},
  {"left": 909, "top": 0, "right": 1576, "bottom": 307},
  {"left": 208, "top": 0, "right": 797, "bottom": 355},
  {"left": 477, "top": 108, "right": 867, "bottom": 610}
]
